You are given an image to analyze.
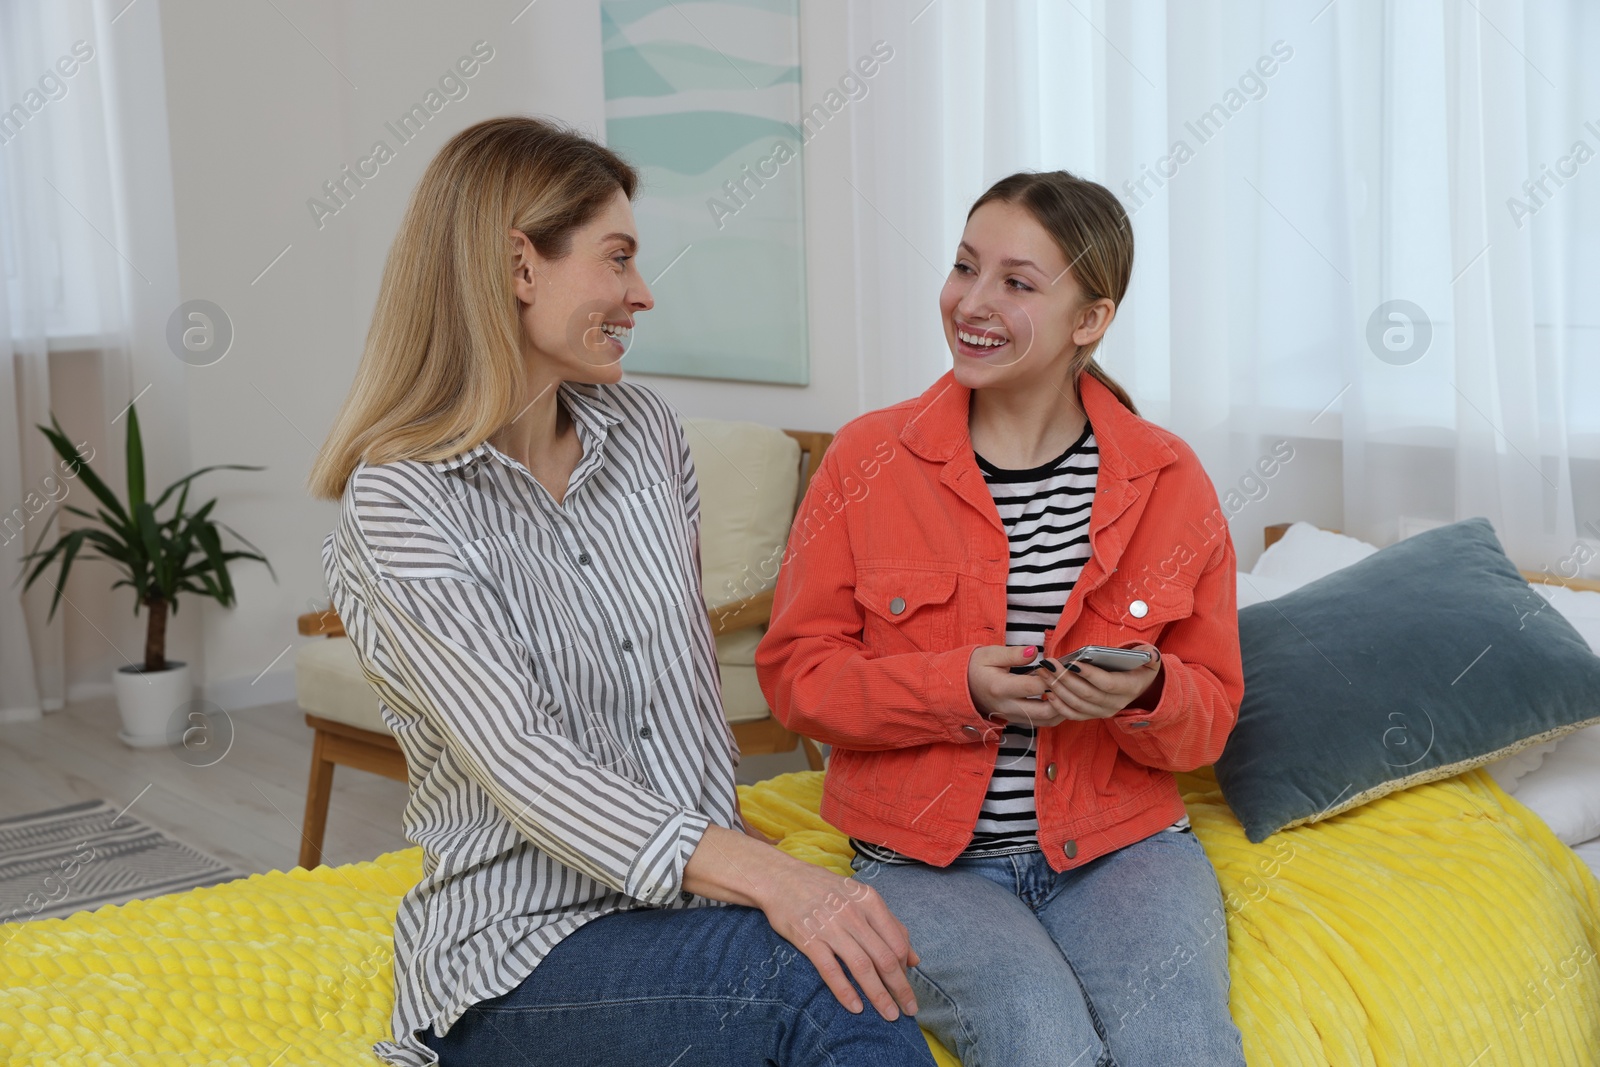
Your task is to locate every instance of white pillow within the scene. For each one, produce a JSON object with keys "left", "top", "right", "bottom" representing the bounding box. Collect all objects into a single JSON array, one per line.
[
  {"left": 1251, "top": 522, "right": 1378, "bottom": 591},
  {"left": 1513, "top": 724, "right": 1600, "bottom": 845},
  {"left": 1499, "top": 585, "right": 1600, "bottom": 832},
  {"left": 1483, "top": 740, "right": 1560, "bottom": 795},
  {"left": 1526, "top": 583, "right": 1600, "bottom": 654}
]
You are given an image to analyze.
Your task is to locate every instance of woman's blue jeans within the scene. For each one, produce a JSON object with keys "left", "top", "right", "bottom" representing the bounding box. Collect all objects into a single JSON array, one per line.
[
  {"left": 850, "top": 827, "right": 1246, "bottom": 1067},
  {"left": 420, "top": 901, "right": 938, "bottom": 1066}
]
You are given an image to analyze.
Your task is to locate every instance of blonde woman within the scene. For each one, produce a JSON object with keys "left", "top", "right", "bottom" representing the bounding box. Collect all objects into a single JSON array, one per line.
[{"left": 308, "top": 117, "right": 935, "bottom": 1067}]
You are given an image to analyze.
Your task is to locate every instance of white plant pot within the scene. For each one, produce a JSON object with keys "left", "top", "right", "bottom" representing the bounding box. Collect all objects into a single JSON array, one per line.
[{"left": 112, "top": 661, "right": 192, "bottom": 748}]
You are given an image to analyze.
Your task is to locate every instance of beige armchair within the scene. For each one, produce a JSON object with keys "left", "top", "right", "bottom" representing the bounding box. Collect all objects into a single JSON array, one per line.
[{"left": 292, "top": 421, "right": 830, "bottom": 869}]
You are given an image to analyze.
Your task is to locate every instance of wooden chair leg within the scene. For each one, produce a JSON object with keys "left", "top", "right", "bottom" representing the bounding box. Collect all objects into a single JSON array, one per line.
[
  {"left": 801, "top": 737, "right": 825, "bottom": 771},
  {"left": 300, "top": 727, "right": 336, "bottom": 870}
]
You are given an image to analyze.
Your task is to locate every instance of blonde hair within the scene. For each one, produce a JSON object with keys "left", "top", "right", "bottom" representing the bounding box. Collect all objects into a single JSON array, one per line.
[
  {"left": 308, "top": 116, "right": 640, "bottom": 500},
  {"left": 967, "top": 171, "right": 1139, "bottom": 414}
]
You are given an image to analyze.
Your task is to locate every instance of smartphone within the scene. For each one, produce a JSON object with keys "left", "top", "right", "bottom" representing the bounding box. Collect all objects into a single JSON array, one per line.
[{"left": 1009, "top": 645, "right": 1153, "bottom": 674}]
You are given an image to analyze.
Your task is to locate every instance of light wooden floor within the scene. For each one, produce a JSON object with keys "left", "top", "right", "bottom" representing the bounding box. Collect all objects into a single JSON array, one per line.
[{"left": 0, "top": 695, "right": 812, "bottom": 877}]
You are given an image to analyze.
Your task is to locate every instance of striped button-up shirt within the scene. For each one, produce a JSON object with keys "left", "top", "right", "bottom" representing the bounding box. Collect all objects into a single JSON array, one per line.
[{"left": 320, "top": 379, "right": 739, "bottom": 1067}]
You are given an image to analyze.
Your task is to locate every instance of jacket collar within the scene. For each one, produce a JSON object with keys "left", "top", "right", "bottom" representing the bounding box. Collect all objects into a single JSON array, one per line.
[
  {"left": 897, "top": 366, "right": 1176, "bottom": 481},
  {"left": 898, "top": 366, "right": 1177, "bottom": 591},
  {"left": 429, "top": 380, "right": 623, "bottom": 473}
]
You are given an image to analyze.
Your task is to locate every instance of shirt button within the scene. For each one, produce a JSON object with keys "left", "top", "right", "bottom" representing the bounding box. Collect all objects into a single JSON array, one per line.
[
  {"left": 680, "top": 890, "right": 693, "bottom": 903},
  {"left": 577, "top": 552, "right": 591, "bottom": 565},
  {"left": 1064, "top": 840, "right": 1078, "bottom": 859},
  {"left": 639, "top": 725, "right": 652, "bottom": 739},
  {"left": 889, "top": 596, "right": 907, "bottom": 615},
  {"left": 621, "top": 638, "right": 634, "bottom": 652},
  {"left": 1045, "top": 762, "right": 1058, "bottom": 781},
  {"left": 1130, "top": 599, "right": 1149, "bottom": 618}
]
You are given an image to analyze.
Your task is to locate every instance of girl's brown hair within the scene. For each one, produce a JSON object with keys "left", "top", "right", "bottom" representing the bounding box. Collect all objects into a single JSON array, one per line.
[
  {"left": 967, "top": 171, "right": 1138, "bottom": 414},
  {"left": 308, "top": 116, "right": 640, "bottom": 500}
]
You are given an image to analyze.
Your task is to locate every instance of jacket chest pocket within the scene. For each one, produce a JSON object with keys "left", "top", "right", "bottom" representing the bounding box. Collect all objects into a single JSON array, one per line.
[
  {"left": 853, "top": 568, "right": 959, "bottom": 652},
  {"left": 1083, "top": 575, "right": 1193, "bottom": 645}
]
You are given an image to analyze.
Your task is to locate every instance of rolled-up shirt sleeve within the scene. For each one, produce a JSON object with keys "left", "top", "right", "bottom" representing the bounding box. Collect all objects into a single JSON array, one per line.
[{"left": 361, "top": 569, "right": 710, "bottom": 906}]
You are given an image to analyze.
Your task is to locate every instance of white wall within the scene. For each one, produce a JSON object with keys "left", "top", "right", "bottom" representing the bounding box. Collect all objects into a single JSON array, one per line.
[{"left": 137, "top": 0, "right": 866, "bottom": 706}]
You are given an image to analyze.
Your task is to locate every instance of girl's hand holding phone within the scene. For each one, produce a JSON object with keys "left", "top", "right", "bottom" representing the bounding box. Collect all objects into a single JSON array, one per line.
[
  {"left": 966, "top": 644, "right": 1055, "bottom": 727},
  {"left": 981, "top": 642, "right": 1163, "bottom": 727}
]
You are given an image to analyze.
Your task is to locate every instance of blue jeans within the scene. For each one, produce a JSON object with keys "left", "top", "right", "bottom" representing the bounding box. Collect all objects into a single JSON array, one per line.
[
  {"left": 420, "top": 902, "right": 938, "bottom": 1066},
  {"left": 850, "top": 828, "right": 1245, "bottom": 1067}
]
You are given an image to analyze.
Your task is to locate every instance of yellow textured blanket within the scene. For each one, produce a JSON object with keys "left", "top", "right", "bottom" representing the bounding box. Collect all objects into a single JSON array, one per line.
[{"left": 2, "top": 767, "right": 1597, "bottom": 1065}]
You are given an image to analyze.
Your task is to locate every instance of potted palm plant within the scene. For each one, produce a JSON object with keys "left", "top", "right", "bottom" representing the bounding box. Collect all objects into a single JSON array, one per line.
[{"left": 18, "top": 404, "right": 272, "bottom": 747}]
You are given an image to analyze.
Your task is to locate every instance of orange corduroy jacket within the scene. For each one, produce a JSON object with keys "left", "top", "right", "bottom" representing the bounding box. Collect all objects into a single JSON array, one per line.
[{"left": 753, "top": 368, "right": 1244, "bottom": 871}]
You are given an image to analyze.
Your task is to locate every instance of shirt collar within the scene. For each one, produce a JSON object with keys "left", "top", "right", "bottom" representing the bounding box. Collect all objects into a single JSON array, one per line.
[{"left": 426, "top": 380, "right": 624, "bottom": 473}]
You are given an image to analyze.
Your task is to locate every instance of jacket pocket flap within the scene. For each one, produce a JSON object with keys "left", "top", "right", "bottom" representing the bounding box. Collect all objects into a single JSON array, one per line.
[
  {"left": 854, "top": 568, "right": 959, "bottom": 623},
  {"left": 1085, "top": 576, "right": 1194, "bottom": 628}
]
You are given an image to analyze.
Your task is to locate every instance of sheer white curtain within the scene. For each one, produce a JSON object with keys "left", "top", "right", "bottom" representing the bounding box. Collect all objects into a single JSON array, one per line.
[
  {"left": 1, "top": 0, "right": 130, "bottom": 720},
  {"left": 844, "top": 0, "right": 1595, "bottom": 572}
]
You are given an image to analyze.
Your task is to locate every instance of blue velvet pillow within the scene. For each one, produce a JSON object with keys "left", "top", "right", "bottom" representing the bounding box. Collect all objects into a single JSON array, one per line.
[{"left": 1216, "top": 517, "right": 1600, "bottom": 842}]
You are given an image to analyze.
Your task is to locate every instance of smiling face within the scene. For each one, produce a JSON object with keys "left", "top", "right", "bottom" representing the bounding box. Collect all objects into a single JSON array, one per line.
[
  {"left": 939, "top": 198, "right": 1115, "bottom": 390},
  {"left": 507, "top": 187, "right": 654, "bottom": 384}
]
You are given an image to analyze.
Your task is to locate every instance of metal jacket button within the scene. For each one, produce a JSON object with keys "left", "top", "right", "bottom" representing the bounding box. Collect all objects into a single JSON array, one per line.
[
  {"left": 961, "top": 724, "right": 982, "bottom": 739},
  {"left": 1064, "top": 840, "right": 1078, "bottom": 859},
  {"left": 1129, "top": 599, "right": 1148, "bottom": 618},
  {"left": 890, "top": 596, "right": 906, "bottom": 615},
  {"left": 1045, "top": 762, "right": 1058, "bottom": 781}
]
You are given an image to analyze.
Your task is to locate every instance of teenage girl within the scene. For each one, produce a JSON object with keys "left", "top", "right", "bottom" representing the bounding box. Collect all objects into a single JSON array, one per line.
[{"left": 756, "top": 170, "right": 1248, "bottom": 1067}]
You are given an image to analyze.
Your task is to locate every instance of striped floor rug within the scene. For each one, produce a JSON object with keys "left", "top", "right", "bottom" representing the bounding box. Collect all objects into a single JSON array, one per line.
[{"left": 0, "top": 799, "right": 241, "bottom": 924}]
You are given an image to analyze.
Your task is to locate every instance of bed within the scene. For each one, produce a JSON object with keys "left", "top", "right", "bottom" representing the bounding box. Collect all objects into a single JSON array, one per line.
[
  {"left": 2, "top": 766, "right": 1595, "bottom": 1065},
  {"left": 3, "top": 521, "right": 1599, "bottom": 1065}
]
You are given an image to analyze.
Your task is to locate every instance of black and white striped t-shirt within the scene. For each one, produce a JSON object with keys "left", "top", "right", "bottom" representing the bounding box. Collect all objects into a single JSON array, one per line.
[
  {"left": 962, "top": 421, "right": 1101, "bottom": 856},
  {"left": 322, "top": 380, "right": 739, "bottom": 1067}
]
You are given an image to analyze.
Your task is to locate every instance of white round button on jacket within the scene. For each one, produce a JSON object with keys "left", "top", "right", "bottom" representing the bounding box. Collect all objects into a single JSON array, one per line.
[{"left": 1129, "top": 599, "right": 1149, "bottom": 618}]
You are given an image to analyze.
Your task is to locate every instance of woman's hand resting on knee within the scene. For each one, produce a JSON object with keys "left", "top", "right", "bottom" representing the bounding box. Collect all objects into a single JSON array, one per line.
[{"left": 683, "top": 823, "right": 921, "bottom": 1023}]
